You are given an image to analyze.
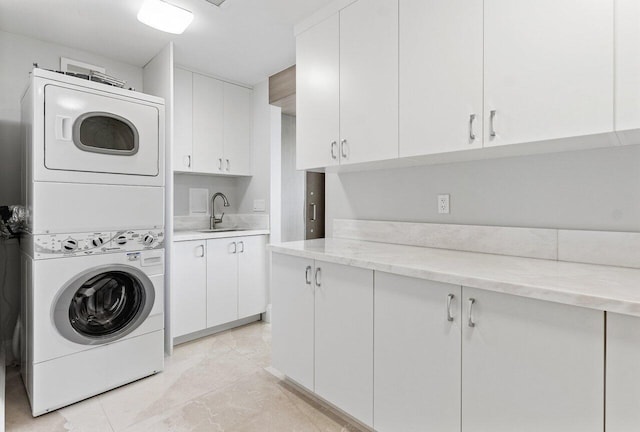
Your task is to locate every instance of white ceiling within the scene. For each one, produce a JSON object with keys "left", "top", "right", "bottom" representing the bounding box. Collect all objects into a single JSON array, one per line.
[{"left": 0, "top": 0, "right": 333, "bottom": 85}]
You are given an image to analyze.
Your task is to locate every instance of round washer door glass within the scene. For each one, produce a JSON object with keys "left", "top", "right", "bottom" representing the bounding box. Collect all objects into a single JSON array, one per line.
[
  {"left": 53, "top": 265, "right": 156, "bottom": 345},
  {"left": 70, "top": 271, "right": 145, "bottom": 338}
]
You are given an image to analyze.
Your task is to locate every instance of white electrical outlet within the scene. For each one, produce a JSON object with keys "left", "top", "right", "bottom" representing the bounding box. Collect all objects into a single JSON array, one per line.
[{"left": 438, "top": 194, "right": 450, "bottom": 214}]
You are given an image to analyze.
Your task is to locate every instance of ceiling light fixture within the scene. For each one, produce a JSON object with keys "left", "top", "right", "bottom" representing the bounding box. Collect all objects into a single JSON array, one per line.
[
  {"left": 205, "top": 0, "right": 227, "bottom": 6},
  {"left": 137, "top": 0, "right": 194, "bottom": 34}
]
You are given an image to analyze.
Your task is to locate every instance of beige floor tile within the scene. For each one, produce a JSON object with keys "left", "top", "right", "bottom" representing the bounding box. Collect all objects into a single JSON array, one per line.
[
  {"left": 5, "top": 367, "right": 114, "bottom": 432},
  {"left": 122, "top": 370, "right": 303, "bottom": 432},
  {"left": 99, "top": 341, "right": 262, "bottom": 431},
  {"left": 216, "top": 322, "right": 272, "bottom": 367},
  {"left": 277, "top": 381, "right": 366, "bottom": 432},
  {"left": 5, "top": 322, "right": 364, "bottom": 432}
]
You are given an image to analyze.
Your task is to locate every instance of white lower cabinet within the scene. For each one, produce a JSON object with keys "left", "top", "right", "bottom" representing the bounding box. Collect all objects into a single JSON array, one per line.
[
  {"left": 238, "top": 235, "right": 268, "bottom": 319},
  {"left": 605, "top": 312, "right": 640, "bottom": 432},
  {"left": 206, "top": 238, "right": 239, "bottom": 328},
  {"left": 271, "top": 254, "right": 374, "bottom": 426},
  {"left": 461, "top": 287, "right": 604, "bottom": 432},
  {"left": 172, "top": 241, "right": 207, "bottom": 338},
  {"left": 272, "top": 258, "right": 606, "bottom": 431},
  {"left": 314, "top": 261, "right": 374, "bottom": 427},
  {"left": 172, "top": 235, "right": 267, "bottom": 342},
  {"left": 271, "top": 253, "right": 315, "bottom": 390},
  {"left": 374, "top": 273, "right": 461, "bottom": 432}
]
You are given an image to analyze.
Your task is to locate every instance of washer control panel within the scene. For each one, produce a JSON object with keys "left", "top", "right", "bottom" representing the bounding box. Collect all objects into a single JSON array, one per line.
[{"left": 34, "top": 229, "right": 164, "bottom": 259}]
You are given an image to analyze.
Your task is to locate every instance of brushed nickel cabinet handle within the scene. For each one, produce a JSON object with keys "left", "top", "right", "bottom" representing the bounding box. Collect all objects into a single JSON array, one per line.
[
  {"left": 238, "top": 241, "right": 244, "bottom": 253},
  {"left": 305, "top": 266, "right": 312, "bottom": 285},
  {"left": 447, "top": 294, "right": 455, "bottom": 322},
  {"left": 230, "top": 242, "right": 237, "bottom": 254},
  {"left": 340, "top": 139, "right": 348, "bottom": 159},
  {"left": 330, "top": 141, "right": 338, "bottom": 159},
  {"left": 315, "top": 267, "right": 322, "bottom": 287},
  {"left": 226, "top": 159, "right": 230, "bottom": 171},
  {"left": 218, "top": 158, "right": 223, "bottom": 171},
  {"left": 468, "top": 298, "right": 476, "bottom": 327},
  {"left": 490, "top": 110, "right": 497, "bottom": 138},
  {"left": 469, "top": 114, "right": 476, "bottom": 141},
  {"left": 197, "top": 244, "right": 205, "bottom": 257}
]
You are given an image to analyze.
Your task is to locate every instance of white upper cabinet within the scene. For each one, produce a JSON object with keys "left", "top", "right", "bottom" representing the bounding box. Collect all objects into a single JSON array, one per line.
[
  {"left": 173, "top": 68, "right": 193, "bottom": 171},
  {"left": 339, "top": 0, "right": 398, "bottom": 165},
  {"left": 399, "top": 0, "right": 483, "bottom": 157},
  {"left": 192, "top": 73, "right": 225, "bottom": 174},
  {"left": 483, "top": 0, "right": 614, "bottom": 147},
  {"left": 223, "top": 83, "right": 253, "bottom": 175},
  {"left": 173, "top": 70, "right": 253, "bottom": 175},
  {"left": 615, "top": 0, "right": 640, "bottom": 138},
  {"left": 296, "top": 14, "right": 340, "bottom": 170}
]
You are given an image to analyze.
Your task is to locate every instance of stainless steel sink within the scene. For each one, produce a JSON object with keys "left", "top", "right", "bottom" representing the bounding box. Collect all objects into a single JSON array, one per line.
[{"left": 196, "top": 228, "right": 251, "bottom": 233}]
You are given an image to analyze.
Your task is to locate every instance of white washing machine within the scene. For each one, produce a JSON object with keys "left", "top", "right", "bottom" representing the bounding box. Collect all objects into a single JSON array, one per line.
[
  {"left": 21, "top": 229, "right": 165, "bottom": 416},
  {"left": 21, "top": 68, "right": 165, "bottom": 235}
]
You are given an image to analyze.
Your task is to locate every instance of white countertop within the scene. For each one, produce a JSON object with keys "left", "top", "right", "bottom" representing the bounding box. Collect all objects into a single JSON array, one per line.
[
  {"left": 269, "top": 238, "right": 640, "bottom": 317},
  {"left": 174, "top": 229, "right": 270, "bottom": 242}
]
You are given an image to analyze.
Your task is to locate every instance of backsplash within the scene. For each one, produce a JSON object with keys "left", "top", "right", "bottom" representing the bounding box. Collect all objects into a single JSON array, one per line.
[
  {"left": 174, "top": 214, "right": 270, "bottom": 231},
  {"left": 333, "top": 219, "right": 640, "bottom": 269}
]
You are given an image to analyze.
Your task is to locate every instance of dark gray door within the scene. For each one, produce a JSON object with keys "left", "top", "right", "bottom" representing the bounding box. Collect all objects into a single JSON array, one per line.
[{"left": 305, "top": 172, "right": 325, "bottom": 239}]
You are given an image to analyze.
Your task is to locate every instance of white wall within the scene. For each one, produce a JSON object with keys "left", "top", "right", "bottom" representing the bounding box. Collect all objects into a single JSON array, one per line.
[
  {"left": 174, "top": 174, "right": 242, "bottom": 215},
  {"left": 281, "top": 114, "right": 305, "bottom": 242},
  {"left": 0, "top": 30, "right": 144, "bottom": 348},
  {"left": 326, "top": 144, "right": 640, "bottom": 237}
]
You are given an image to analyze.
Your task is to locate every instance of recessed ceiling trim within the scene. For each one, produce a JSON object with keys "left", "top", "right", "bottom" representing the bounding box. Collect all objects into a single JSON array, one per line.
[{"left": 205, "top": 0, "right": 227, "bottom": 6}]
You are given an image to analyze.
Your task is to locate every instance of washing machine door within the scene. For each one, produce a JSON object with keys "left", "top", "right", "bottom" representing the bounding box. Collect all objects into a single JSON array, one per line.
[{"left": 52, "top": 264, "right": 156, "bottom": 345}]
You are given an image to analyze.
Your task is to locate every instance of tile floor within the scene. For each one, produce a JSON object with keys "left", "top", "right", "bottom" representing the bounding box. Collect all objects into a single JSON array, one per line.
[{"left": 5, "top": 322, "right": 364, "bottom": 432}]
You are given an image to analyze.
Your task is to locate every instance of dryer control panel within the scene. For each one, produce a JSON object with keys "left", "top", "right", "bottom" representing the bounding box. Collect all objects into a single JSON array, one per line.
[{"left": 33, "top": 229, "right": 164, "bottom": 259}]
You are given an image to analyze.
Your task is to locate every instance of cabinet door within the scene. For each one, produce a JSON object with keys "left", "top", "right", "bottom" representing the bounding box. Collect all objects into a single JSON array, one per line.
[
  {"left": 484, "top": 0, "right": 613, "bottom": 147},
  {"left": 271, "top": 253, "right": 315, "bottom": 390},
  {"left": 339, "top": 0, "right": 398, "bottom": 165},
  {"left": 206, "top": 239, "right": 239, "bottom": 327},
  {"left": 399, "top": 0, "right": 483, "bottom": 157},
  {"left": 223, "top": 83, "right": 252, "bottom": 176},
  {"left": 237, "top": 235, "right": 267, "bottom": 319},
  {"left": 173, "top": 68, "right": 193, "bottom": 171},
  {"left": 296, "top": 14, "right": 340, "bottom": 170},
  {"left": 192, "top": 73, "right": 224, "bottom": 174},
  {"left": 374, "top": 273, "right": 461, "bottom": 432},
  {"left": 462, "top": 287, "right": 604, "bottom": 432},
  {"left": 315, "top": 261, "right": 374, "bottom": 427},
  {"left": 172, "top": 241, "right": 207, "bottom": 338},
  {"left": 605, "top": 313, "right": 640, "bottom": 432},
  {"left": 615, "top": 0, "right": 640, "bottom": 134}
]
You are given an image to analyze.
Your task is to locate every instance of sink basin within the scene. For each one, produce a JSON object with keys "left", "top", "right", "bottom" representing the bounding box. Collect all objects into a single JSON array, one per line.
[{"left": 196, "top": 228, "right": 251, "bottom": 233}]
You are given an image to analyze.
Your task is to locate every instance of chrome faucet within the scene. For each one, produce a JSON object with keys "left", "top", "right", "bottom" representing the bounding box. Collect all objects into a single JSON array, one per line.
[{"left": 210, "top": 192, "right": 230, "bottom": 229}]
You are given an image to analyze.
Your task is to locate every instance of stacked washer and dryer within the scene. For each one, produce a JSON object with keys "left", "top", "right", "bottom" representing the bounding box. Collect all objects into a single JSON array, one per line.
[{"left": 20, "top": 68, "right": 166, "bottom": 416}]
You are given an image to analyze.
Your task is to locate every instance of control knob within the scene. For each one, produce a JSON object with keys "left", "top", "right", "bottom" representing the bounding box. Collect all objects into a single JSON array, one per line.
[
  {"left": 142, "top": 233, "right": 156, "bottom": 246},
  {"left": 115, "top": 235, "right": 128, "bottom": 245},
  {"left": 61, "top": 238, "right": 78, "bottom": 252},
  {"left": 91, "top": 237, "right": 105, "bottom": 247}
]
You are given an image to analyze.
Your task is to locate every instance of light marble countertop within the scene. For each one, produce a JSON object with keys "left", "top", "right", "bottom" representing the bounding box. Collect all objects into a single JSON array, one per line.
[
  {"left": 174, "top": 229, "right": 270, "bottom": 242},
  {"left": 269, "top": 238, "right": 640, "bottom": 317}
]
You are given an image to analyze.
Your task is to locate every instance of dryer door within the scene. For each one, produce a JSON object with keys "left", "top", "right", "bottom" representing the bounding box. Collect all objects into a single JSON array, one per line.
[
  {"left": 53, "top": 264, "right": 156, "bottom": 345},
  {"left": 44, "top": 84, "right": 160, "bottom": 177}
]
